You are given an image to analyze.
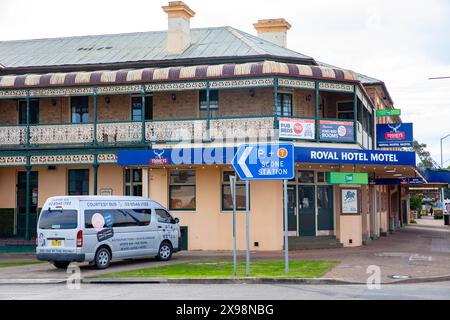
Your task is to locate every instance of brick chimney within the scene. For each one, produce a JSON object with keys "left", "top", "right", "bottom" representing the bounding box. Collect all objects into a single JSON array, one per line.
[
  {"left": 162, "top": 1, "right": 196, "bottom": 54},
  {"left": 253, "top": 18, "right": 291, "bottom": 48}
]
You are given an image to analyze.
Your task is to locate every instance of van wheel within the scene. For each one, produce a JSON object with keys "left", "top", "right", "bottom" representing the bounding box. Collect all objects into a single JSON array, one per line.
[
  {"left": 53, "top": 261, "right": 70, "bottom": 269},
  {"left": 95, "top": 247, "right": 111, "bottom": 269},
  {"left": 156, "top": 242, "right": 173, "bottom": 261}
]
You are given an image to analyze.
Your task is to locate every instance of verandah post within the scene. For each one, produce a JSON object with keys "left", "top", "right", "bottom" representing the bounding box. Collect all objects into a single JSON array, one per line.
[
  {"left": 353, "top": 86, "right": 357, "bottom": 144},
  {"left": 93, "top": 154, "right": 98, "bottom": 196},
  {"left": 315, "top": 81, "right": 319, "bottom": 142},
  {"left": 141, "top": 85, "right": 146, "bottom": 144},
  {"left": 273, "top": 77, "right": 279, "bottom": 134},
  {"left": 26, "top": 90, "right": 30, "bottom": 147},
  {"left": 93, "top": 88, "right": 97, "bottom": 146},
  {"left": 25, "top": 155, "right": 31, "bottom": 240}
]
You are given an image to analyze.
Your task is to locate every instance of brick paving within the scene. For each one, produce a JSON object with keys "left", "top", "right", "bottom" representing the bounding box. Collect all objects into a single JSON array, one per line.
[{"left": 0, "top": 222, "right": 449, "bottom": 283}]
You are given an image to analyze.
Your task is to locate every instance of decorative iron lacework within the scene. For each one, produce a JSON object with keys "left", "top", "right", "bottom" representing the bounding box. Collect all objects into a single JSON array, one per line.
[
  {"left": 0, "top": 154, "right": 118, "bottom": 166},
  {"left": 209, "top": 78, "right": 274, "bottom": 89},
  {"left": 30, "top": 154, "right": 94, "bottom": 165},
  {"left": 0, "top": 89, "right": 27, "bottom": 98},
  {"left": 145, "top": 82, "right": 207, "bottom": 92},
  {"left": 96, "top": 85, "right": 142, "bottom": 95},
  {"left": 29, "top": 87, "right": 94, "bottom": 97},
  {"left": 318, "top": 82, "right": 354, "bottom": 92},
  {"left": 97, "top": 153, "right": 117, "bottom": 163},
  {"left": 0, "top": 156, "right": 26, "bottom": 166},
  {"left": 29, "top": 124, "right": 94, "bottom": 145},
  {"left": 278, "top": 78, "right": 315, "bottom": 90}
]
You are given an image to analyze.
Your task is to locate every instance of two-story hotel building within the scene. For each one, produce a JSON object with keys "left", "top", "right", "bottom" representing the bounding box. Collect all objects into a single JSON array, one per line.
[{"left": 0, "top": 2, "right": 422, "bottom": 250}]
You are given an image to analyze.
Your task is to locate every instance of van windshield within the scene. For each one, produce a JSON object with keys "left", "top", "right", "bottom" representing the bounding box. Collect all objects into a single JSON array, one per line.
[{"left": 38, "top": 210, "right": 78, "bottom": 230}]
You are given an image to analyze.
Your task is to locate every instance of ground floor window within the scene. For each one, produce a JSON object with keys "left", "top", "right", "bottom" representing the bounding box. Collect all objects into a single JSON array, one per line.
[
  {"left": 221, "top": 171, "right": 248, "bottom": 211},
  {"left": 124, "top": 168, "right": 142, "bottom": 196},
  {"left": 68, "top": 169, "right": 89, "bottom": 195},
  {"left": 169, "top": 170, "right": 196, "bottom": 211}
]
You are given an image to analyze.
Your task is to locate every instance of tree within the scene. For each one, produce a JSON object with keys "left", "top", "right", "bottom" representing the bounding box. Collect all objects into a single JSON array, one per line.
[
  {"left": 410, "top": 197, "right": 422, "bottom": 211},
  {"left": 410, "top": 140, "right": 438, "bottom": 169}
]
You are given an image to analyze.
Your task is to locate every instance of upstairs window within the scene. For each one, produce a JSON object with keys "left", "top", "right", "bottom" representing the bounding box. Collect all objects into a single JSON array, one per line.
[
  {"left": 276, "top": 93, "right": 292, "bottom": 117},
  {"left": 199, "top": 90, "right": 219, "bottom": 118},
  {"left": 337, "top": 101, "right": 354, "bottom": 120},
  {"left": 131, "top": 96, "right": 153, "bottom": 121},
  {"left": 71, "top": 96, "right": 89, "bottom": 123},
  {"left": 18, "top": 99, "right": 39, "bottom": 124}
]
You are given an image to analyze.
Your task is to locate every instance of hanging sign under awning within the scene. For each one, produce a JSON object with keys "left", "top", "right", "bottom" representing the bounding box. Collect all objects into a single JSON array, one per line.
[
  {"left": 327, "top": 172, "right": 368, "bottom": 185},
  {"left": 376, "top": 109, "right": 401, "bottom": 117}
]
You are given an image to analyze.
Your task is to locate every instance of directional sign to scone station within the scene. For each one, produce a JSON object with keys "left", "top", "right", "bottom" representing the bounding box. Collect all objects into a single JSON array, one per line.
[{"left": 231, "top": 143, "right": 295, "bottom": 180}]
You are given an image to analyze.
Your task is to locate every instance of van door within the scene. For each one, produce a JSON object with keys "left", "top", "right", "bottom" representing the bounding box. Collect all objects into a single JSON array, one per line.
[
  {"left": 37, "top": 209, "right": 78, "bottom": 253},
  {"left": 154, "top": 208, "right": 178, "bottom": 250}
]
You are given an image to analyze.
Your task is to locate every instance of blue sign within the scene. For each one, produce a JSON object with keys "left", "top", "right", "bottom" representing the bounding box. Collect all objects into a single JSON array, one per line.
[
  {"left": 377, "top": 123, "right": 413, "bottom": 147},
  {"left": 372, "top": 178, "right": 424, "bottom": 185},
  {"left": 319, "top": 120, "right": 354, "bottom": 142},
  {"left": 295, "top": 147, "right": 416, "bottom": 166},
  {"left": 231, "top": 143, "right": 295, "bottom": 181},
  {"left": 118, "top": 146, "right": 416, "bottom": 167}
]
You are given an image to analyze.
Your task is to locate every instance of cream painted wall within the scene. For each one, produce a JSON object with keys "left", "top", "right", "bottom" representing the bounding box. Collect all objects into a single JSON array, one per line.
[
  {"left": 98, "top": 165, "right": 124, "bottom": 196},
  {"left": 339, "top": 216, "right": 363, "bottom": 247},
  {"left": 149, "top": 167, "right": 284, "bottom": 251},
  {"left": 0, "top": 167, "right": 17, "bottom": 208}
]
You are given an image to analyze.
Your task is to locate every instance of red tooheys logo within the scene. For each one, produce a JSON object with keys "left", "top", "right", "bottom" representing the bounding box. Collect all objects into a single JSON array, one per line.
[
  {"left": 293, "top": 123, "right": 303, "bottom": 135},
  {"left": 385, "top": 132, "right": 405, "bottom": 140}
]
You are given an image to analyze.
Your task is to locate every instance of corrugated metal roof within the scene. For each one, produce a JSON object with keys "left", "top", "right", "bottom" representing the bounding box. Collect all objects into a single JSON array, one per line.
[{"left": 0, "top": 27, "right": 314, "bottom": 69}]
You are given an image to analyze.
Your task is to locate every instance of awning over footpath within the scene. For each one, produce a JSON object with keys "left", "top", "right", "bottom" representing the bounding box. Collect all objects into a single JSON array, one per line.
[
  {"left": 0, "top": 60, "right": 357, "bottom": 89},
  {"left": 421, "top": 168, "right": 450, "bottom": 184}
]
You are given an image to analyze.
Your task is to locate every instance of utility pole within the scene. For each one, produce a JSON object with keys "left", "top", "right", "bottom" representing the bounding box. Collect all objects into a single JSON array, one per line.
[{"left": 429, "top": 76, "right": 450, "bottom": 207}]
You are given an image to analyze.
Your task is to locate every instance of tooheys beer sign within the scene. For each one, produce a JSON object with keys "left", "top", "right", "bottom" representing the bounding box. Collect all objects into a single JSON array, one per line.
[{"left": 376, "top": 123, "right": 413, "bottom": 148}]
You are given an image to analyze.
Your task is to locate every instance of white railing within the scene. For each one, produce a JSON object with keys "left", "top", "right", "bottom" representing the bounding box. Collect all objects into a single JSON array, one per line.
[
  {"left": 29, "top": 123, "right": 94, "bottom": 145},
  {"left": 146, "top": 119, "right": 207, "bottom": 142},
  {"left": 210, "top": 117, "right": 275, "bottom": 140},
  {"left": 0, "top": 126, "right": 26, "bottom": 145},
  {"left": 97, "top": 122, "right": 142, "bottom": 143}
]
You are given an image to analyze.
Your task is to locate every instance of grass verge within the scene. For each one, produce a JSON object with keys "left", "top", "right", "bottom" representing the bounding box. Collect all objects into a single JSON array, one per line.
[
  {"left": 97, "top": 260, "right": 338, "bottom": 279},
  {"left": 0, "top": 261, "right": 43, "bottom": 268}
]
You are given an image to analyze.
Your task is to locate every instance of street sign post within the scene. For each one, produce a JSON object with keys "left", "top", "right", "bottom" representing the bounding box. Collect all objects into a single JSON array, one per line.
[
  {"left": 232, "top": 143, "right": 295, "bottom": 276},
  {"left": 229, "top": 175, "right": 237, "bottom": 277}
]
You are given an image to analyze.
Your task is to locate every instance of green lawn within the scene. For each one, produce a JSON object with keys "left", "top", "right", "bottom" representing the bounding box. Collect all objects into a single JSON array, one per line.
[
  {"left": 0, "top": 261, "right": 43, "bottom": 268},
  {"left": 98, "top": 260, "right": 338, "bottom": 279}
]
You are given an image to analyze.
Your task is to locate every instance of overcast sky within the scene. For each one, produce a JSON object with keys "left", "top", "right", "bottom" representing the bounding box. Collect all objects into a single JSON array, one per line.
[{"left": 1, "top": 0, "right": 449, "bottom": 165}]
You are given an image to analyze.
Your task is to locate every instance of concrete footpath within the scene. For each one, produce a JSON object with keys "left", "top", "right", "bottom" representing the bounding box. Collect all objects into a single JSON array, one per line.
[{"left": 0, "top": 221, "right": 449, "bottom": 284}]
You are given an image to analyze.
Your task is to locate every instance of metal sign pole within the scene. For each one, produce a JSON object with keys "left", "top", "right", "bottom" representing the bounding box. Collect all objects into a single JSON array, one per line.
[
  {"left": 230, "top": 175, "right": 237, "bottom": 277},
  {"left": 245, "top": 179, "right": 250, "bottom": 277},
  {"left": 284, "top": 179, "right": 289, "bottom": 275}
]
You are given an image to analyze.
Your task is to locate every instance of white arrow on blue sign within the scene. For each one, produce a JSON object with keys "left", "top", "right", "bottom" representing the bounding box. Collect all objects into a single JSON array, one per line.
[{"left": 231, "top": 143, "right": 295, "bottom": 180}]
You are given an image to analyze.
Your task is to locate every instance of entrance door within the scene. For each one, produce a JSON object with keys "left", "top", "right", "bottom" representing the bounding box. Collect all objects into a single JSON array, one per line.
[
  {"left": 298, "top": 185, "right": 316, "bottom": 236},
  {"left": 286, "top": 186, "right": 297, "bottom": 235},
  {"left": 317, "top": 185, "right": 334, "bottom": 233},
  {"left": 16, "top": 171, "right": 39, "bottom": 238}
]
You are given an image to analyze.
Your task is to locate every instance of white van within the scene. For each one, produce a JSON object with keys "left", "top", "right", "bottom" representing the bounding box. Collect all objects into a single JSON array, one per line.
[{"left": 36, "top": 196, "right": 181, "bottom": 269}]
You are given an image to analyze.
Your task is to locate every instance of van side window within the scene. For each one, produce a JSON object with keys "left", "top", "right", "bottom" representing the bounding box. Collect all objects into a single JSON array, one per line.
[
  {"left": 155, "top": 209, "right": 173, "bottom": 224},
  {"left": 84, "top": 209, "right": 151, "bottom": 228}
]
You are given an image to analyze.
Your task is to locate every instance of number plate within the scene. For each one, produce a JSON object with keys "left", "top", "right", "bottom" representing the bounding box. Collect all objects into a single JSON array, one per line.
[{"left": 51, "top": 240, "right": 61, "bottom": 246}]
